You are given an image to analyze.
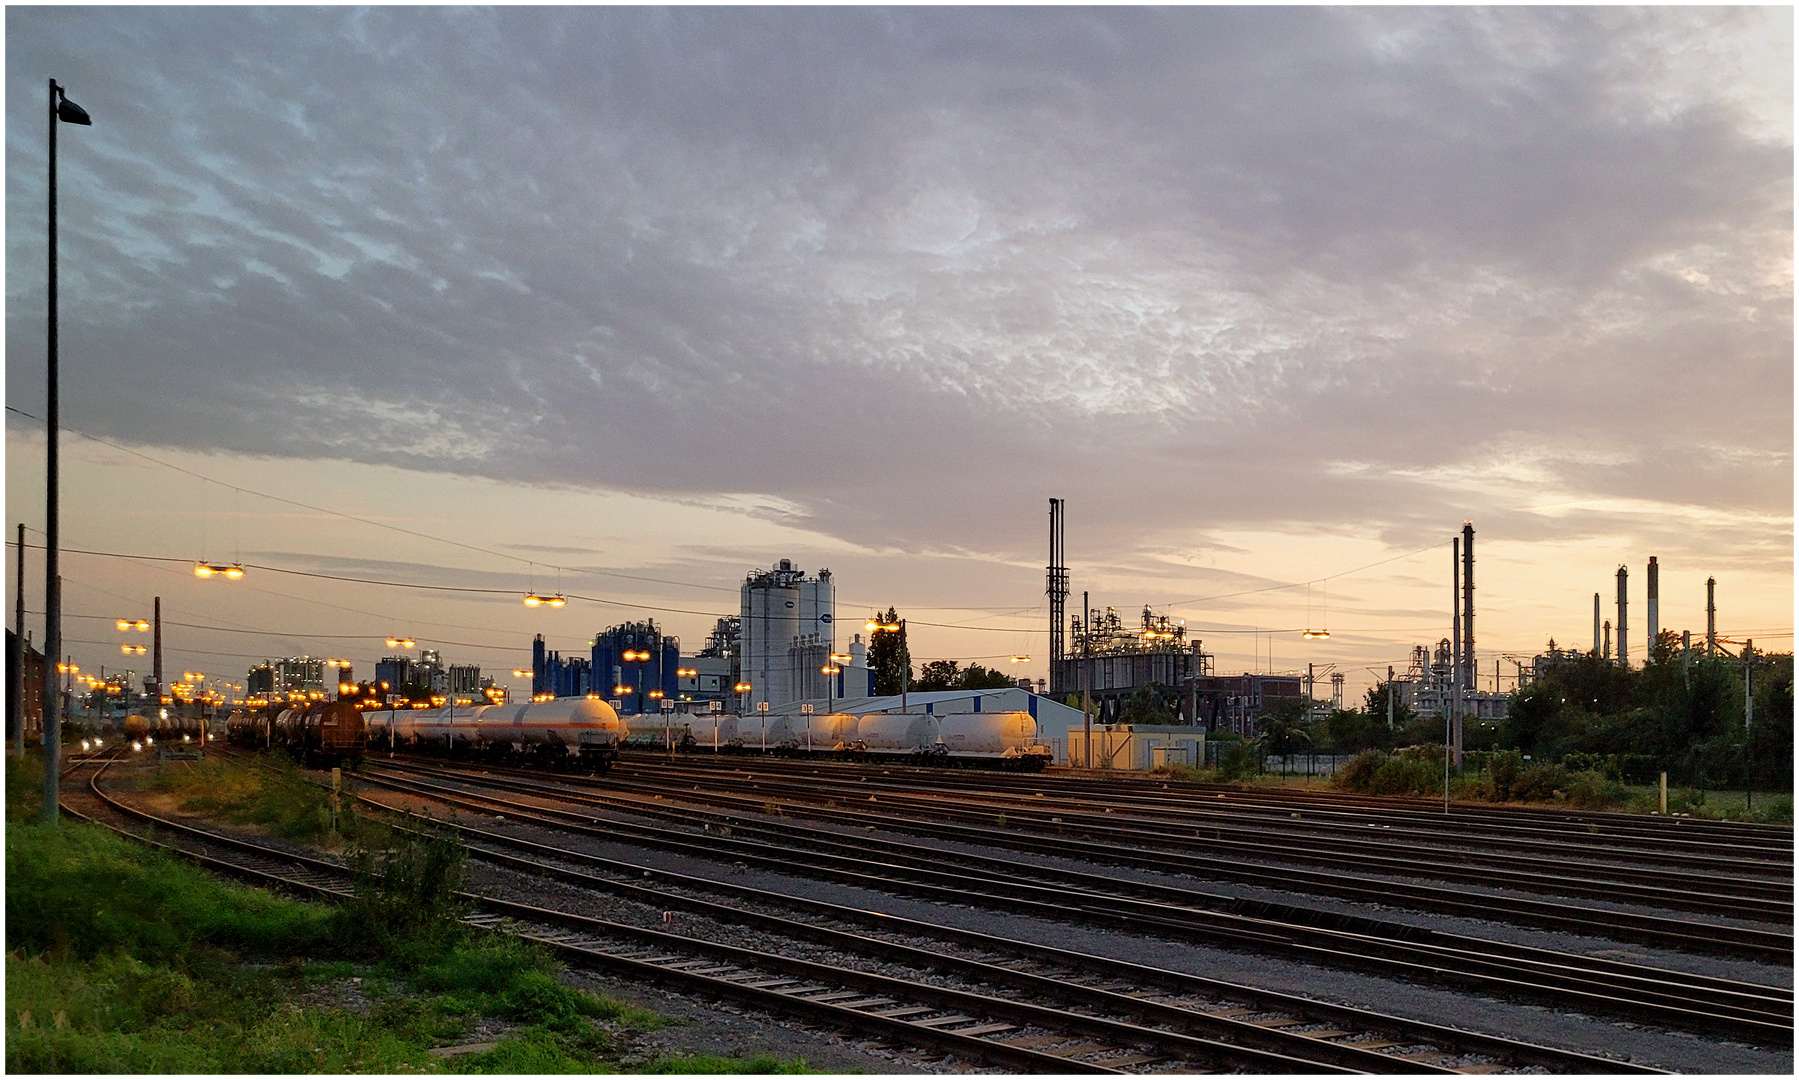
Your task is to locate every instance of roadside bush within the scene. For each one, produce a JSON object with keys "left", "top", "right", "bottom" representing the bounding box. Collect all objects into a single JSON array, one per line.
[
  {"left": 1331, "top": 749, "right": 1442, "bottom": 797},
  {"left": 1562, "top": 769, "right": 1628, "bottom": 810},
  {"left": 1215, "top": 740, "right": 1261, "bottom": 781},
  {"left": 341, "top": 825, "right": 468, "bottom": 960},
  {"left": 1509, "top": 763, "right": 1569, "bottom": 803}
]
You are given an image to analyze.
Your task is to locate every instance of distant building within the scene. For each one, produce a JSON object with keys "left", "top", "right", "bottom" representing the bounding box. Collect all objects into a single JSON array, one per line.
[
  {"left": 374, "top": 656, "right": 415, "bottom": 693},
  {"left": 447, "top": 664, "right": 482, "bottom": 695},
  {"left": 532, "top": 635, "right": 592, "bottom": 700},
  {"left": 591, "top": 621, "right": 679, "bottom": 714},
  {"left": 739, "top": 560, "right": 834, "bottom": 711},
  {"left": 6, "top": 629, "right": 46, "bottom": 736},
  {"left": 1390, "top": 640, "right": 1509, "bottom": 721}
]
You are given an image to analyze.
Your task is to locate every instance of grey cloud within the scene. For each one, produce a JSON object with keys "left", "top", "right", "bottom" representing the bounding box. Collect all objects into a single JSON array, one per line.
[{"left": 5, "top": 6, "right": 1788, "bottom": 578}]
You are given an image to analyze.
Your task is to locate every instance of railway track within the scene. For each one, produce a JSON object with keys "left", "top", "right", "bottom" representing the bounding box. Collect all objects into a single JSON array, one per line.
[
  {"left": 53, "top": 754, "right": 1455, "bottom": 1073},
  {"left": 365, "top": 756, "right": 1794, "bottom": 964},
  {"left": 354, "top": 757, "right": 1794, "bottom": 1047},
  {"left": 615, "top": 751, "right": 1794, "bottom": 865},
  {"left": 357, "top": 780, "right": 1668, "bottom": 1073},
  {"left": 603, "top": 755, "right": 1793, "bottom": 912}
]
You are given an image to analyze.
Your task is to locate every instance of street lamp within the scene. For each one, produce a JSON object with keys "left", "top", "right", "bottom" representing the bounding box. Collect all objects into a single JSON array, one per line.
[
  {"left": 41, "top": 78, "right": 92, "bottom": 823},
  {"left": 385, "top": 637, "right": 416, "bottom": 649},
  {"left": 522, "top": 592, "right": 566, "bottom": 608},
  {"left": 193, "top": 562, "right": 245, "bottom": 579}
]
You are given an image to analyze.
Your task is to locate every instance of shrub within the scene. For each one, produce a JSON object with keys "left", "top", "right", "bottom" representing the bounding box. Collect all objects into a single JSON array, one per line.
[
  {"left": 1332, "top": 750, "right": 1443, "bottom": 797},
  {"left": 1509, "top": 763, "right": 1569, "bottom": 803},
  {"left": 1562, "top": 769, "right": 1628, "bottom": 810},
  {"left": 341, "top": 825, "right": 468, "bottom": 959},
  {"left": 1216, "top": 740, "right": 1261, "bottom": 781},
  {"left": 1484, "top": 750, "right": 1524, "bottom": 801}
]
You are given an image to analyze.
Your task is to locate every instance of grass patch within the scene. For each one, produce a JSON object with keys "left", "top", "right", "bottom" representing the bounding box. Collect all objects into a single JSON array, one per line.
[
  {"left": 639, "top": 1052, "right": 818, "bottom": 1073},
  {"left": 143, "top": 754, "right": 381, "bottom": 847},
  {"left": 3, "top": 817, "right": 695, "bottom": 1072}
]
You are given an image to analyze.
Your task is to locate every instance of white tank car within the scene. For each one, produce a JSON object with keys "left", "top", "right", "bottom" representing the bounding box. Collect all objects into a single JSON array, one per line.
[
  {"left": 388, "top": 697, "right": 622, "bottom": 768},
  {"left": 764, "top": 712, "right": 860, "bottom": 752},
  {"left": 621, "top": 712, "right": 695, "bottom": 747},
  {"left": 856, "top": 713, "right": 942, "bottom": 755},
  {"left": 681, "top": 713, "right": 742, "bottom": 751},
  {"left": 939, "top": 711, "right": 1051, "bottom": 763}
]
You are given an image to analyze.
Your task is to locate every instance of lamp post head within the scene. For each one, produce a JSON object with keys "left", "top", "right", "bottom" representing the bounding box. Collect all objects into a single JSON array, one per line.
[{"left": 55, "top": 92, "right": 91, "bottom": 127}]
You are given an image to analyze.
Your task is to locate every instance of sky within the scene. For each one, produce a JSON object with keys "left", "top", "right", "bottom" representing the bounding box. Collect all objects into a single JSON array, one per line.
[{"left": 5, "top": 6, "right": 1792, "bottom": 705}]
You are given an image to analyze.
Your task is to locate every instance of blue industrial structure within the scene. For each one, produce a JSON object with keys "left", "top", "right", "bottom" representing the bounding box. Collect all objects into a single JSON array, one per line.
[
  {"left": 532, "top": 622, "right": 680, "bottom": 714},
  {"left": 532, "top": 635, "right": 592, "bottom": 700},
  {"left": 592, "top": 620, "right": 679, "bottom": 715}
]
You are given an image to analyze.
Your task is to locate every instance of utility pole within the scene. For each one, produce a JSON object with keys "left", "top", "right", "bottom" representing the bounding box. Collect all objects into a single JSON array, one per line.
[
  {"left": 1081, "top": 590, "right": 1090, "bottom": 769},
  {"left": 10, "top": 523, "right": 23, "bottom": 757},
  {"left": 1706, "top": 577, "right": 1717, "bottom": 655},
  {"left": 1386, "top": 666, "right": 1394, "bottom": 729},
  {"left": 1744, "top": 639, "right": 1755, "bottom": 811},
  {"left": 1450, "top": 537, "right": 1461, "bottom": 769}
]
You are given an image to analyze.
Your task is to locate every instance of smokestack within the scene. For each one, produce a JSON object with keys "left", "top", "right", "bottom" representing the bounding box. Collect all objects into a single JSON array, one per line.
[
  {"left": 152, "top": 595, "right": 163, "bottom": 701},
  {"left": 1647, "top": 557, "right": 1659, "bottom": 661},
  {"left": 1047, "top": 499, "right": 1067, "bottom": 694},
  {"left": 1615, "top": 565, "right": 1629, "bottom": 668},
  {"left": 1603, "top": 619, "right": 1611, "bottom": 660},
  {"left": 1461, "top": 522, "right": 1475, "bottom": 692},
  {"left": 1706, "top": 577, "right": 1716, "bottom": 655},
  {"left": 1593, "top": 593, "right": 1602, "bottom": 656}
]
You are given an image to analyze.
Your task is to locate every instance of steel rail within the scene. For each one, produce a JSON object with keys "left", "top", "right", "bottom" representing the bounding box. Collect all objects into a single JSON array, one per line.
[
  {"left": 608, "top": 757, "right": 1794, "bottom": 892},
  {"left": 626, "top": 751, "right": 1793, "bottom": 859},
  {"left": 588, "top": 763, "right": 1794, "bottom": 912},
  {"left": 374, "top": 756, "right": 1795, "bottom": 962},
  {"left": 364, "top": 790, "right": 1668, "bottom": 1075},
  {"left": 67, "top": 763, "right": 1357, "bottom": 1074},
  {"left": 356, "top": 762, "right": 1793, "bottom": 1046}
]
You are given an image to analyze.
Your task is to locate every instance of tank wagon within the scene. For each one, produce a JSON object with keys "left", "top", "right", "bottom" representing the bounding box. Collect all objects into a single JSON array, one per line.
[
  {"left": 124, "top": 711, "right": 208, "bottom": 743},
  {"left": 653, "top": 710, "right": 1049, "bottom": 770},
  {"left": 380, "top": 697, "right": 622, "bottom": 771}
]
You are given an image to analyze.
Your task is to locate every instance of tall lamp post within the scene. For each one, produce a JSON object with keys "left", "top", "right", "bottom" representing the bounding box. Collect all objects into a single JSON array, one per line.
[{"left": 42, "top": 79, "right": 92, "bottom": 824}]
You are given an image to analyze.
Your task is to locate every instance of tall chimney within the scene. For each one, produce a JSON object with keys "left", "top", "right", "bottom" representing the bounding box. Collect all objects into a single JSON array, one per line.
[
  {"left": 1603, "top": 619, "right": 1611, "bottom": 660},
  {"left": 1615, "top": 565, "right": 1629, "bottom": 667},
  {"left": 1047, "top": 499, "right": 1067, "bottom": 695},
  {"left": 1593, "top": 593, "right": 1602, "bottom": 656},
  {"left": 1461, "top": 522, "right": 1475, "bottom": 692},
  {"left": 1646, "top": 557, "right": 1659, "bottom": 661},
  {"left": 1706, "top": 577, "right": 1716, "bottom": 655}
]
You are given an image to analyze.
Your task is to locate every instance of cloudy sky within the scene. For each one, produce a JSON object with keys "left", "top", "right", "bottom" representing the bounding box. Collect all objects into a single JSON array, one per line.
[{"left": 6, "top": 6, "right": 1792, "bottom": 703}]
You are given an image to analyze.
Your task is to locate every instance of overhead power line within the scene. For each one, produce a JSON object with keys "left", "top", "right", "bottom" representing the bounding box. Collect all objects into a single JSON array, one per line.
[{"left": 4, "top": 406, "right": 735, "bottom": 594}]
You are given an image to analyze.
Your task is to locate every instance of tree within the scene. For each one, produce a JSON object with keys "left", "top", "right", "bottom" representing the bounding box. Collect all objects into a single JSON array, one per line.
[
  {"left": 1119, "top": 683, "right": 1176, "bottom": 725},
  {"left": 867, "top": 608, "right": 911, "bottom": 696},
  {"left": 958, "top": 664, "right": 1016, "bottom": 690},
  {"left": 914, "top": 659, "right": 961, "bottom": 691},
  {"left": 1362, "top": 683, "right": 1416, "bottom": 731}
]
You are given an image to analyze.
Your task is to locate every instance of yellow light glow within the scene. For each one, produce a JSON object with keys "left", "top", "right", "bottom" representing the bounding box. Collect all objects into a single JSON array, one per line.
[
  {"left": 223, "top": 565, "right": 244, "bottom": 579},
  {"left": 547, "top": 594, "right": 566, "bottom": 608},
  {"left": 523, "top": 594, "right": 542, "bottom": 607},
  {"left": 193, "top": 564, "right": 214, "bottom": 577}
]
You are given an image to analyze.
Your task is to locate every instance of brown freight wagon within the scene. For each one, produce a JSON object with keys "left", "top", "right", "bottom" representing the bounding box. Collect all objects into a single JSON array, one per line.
[{"left": 273, "top": 700, "right": 366, "bottom": 766}]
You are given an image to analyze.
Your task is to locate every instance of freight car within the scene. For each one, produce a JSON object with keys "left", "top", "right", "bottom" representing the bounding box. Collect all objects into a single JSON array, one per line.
[
  {"left": 377, "top": 697, "right": 622, "bottom": 771},
  {"left": 639, "top": 710, "right": 1051, "bottom": 770},
  {"left": 272, "top": 701, "right": 367, "bottom": 766},
  {"left": 123, "top": 711, "right": 209, "bottom": 743}
]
